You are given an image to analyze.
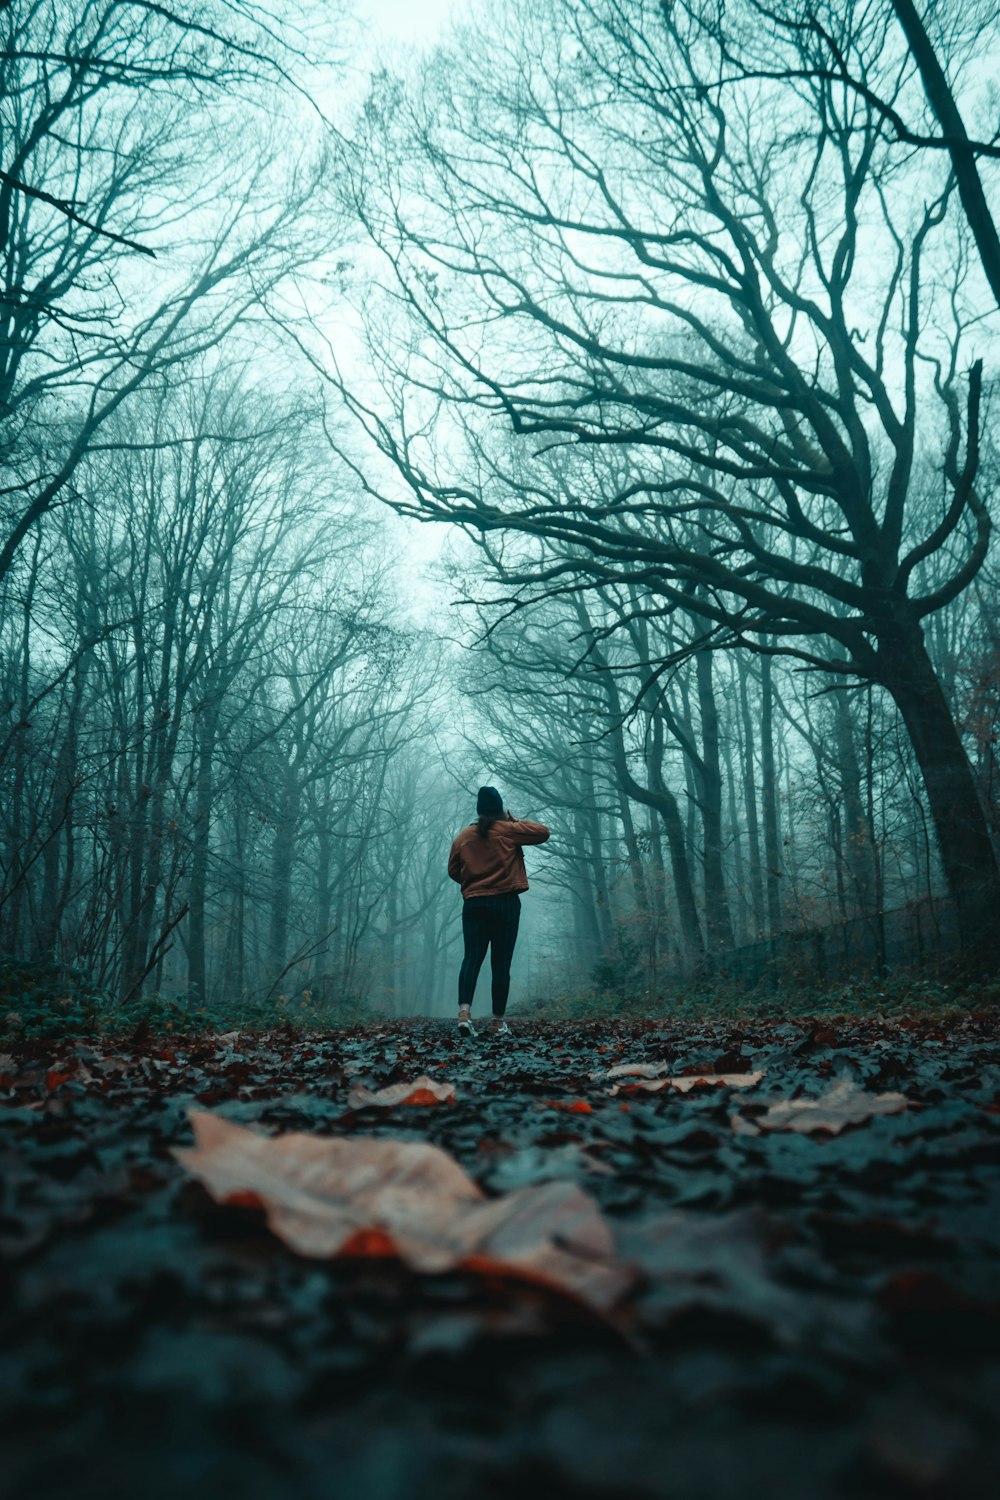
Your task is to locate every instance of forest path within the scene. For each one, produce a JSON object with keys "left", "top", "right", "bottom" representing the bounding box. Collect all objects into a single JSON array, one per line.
[{"left": 3, "top": 1013, "right": 999, "bottom": 1498}]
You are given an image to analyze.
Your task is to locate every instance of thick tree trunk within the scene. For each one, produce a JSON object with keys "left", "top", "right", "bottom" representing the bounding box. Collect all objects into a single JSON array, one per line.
[
  {"left": 879, "top": 621, "right": 1000, "bottom": 968},
  {"left": 581, "top": 754, "right": 613, "bottom": 952},
  {"left": 890, "top": 0, "right": 1000, "bottom": 310},
  {"left": 571, "top": 805, "right": 605, "bottom": 960}
]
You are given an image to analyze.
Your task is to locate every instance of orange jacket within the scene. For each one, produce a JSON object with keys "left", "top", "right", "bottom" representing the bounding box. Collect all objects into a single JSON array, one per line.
[{"left": 447, "top": 818, "right": 550, "bottom": 899}]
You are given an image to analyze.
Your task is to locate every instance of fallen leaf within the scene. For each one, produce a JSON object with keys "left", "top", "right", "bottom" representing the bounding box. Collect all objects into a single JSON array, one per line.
[
  {"left": 739, "top": 1077, "right": 909, "bottom": 1136},
  {"left": 539, "top": 1099, "right": 593, "bottom": 1114},
  {"left": 609, "top": 1071, "right": 764, "bottom": 1096},
  {"left": 590, "top": 1061, "right": 673, "bottom": 1082},
  {"left": 347, "top": 1075, "right": 456, "bottom": 1109},
  {"left": 174, "top": 1110, "right": 632, "bottom": 1311}
]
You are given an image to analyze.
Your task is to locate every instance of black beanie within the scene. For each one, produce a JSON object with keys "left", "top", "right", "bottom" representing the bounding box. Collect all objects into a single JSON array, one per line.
[{"left": 477, "top": 785, "right": 504, "bottom": 816}]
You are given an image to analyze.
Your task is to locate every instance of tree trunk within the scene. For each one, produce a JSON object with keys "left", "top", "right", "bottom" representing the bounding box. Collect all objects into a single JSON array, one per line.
[
  {"left": 267, "top": 764, "right": 298, "bottom": 986},
  {"left": 646, "top": 722, "right": 705, "bottom": 968},
  {"left": 618, "top": 785, "right": 655, "bottom": 975},
  {"left": 578, "top": 613, "right": 704, "bottom": 967},
  {"left": 696, "top": 648, "right": 735, "bottom": 952},
  {"left": 581, "top": 753, "right": 613, "bottom": 952},
  {"left": 724, "top": 734, "right": 748, "bottom": 946},
  {"left": 187, "top": 698, "right": 219, "bottom": 1009},
  {"left": 831, "top": 689, "right": 874, "bottom": 917},
  {"left": 760, "top": 653, "right": 783, "bottom": 936},
  {"left": 890, "top": 0, "right": 1000, "bottom": 310},
  {"left": 879, "top": 620, "right": 1000, "bottom": 968},
  {"left": 737, "top": 658, "right": 765, "bottom": 935}
]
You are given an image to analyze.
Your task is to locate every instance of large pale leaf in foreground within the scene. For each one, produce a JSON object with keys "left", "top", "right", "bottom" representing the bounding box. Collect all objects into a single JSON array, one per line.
[{"left": 174, "top": 1110, "right": 631, "bottom": 1311}]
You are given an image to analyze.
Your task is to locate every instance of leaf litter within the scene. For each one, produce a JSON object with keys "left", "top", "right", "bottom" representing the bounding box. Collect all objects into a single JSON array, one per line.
[{"left": 2, "top": 1012, "right": 1000, "bottom": 1499}]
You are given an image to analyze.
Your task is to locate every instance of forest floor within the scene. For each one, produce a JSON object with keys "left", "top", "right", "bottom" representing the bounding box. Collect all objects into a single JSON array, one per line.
[{"left": 2, "top": 1010, "right": 1000, "bottom": 1499}]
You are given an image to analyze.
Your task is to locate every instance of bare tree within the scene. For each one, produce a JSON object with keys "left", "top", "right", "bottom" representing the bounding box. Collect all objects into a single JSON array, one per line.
[
  {"left": 338, "top": 0, "right": 1000, "bottom": 966},
  {"left": 0, "top": 0, "right": 327, "bottom": 582}
]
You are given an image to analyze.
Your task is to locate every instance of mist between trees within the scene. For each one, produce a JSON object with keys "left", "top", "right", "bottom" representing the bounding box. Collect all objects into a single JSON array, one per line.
[{"left": 1, "top": 0, "right": 998, "bottom": 1026}]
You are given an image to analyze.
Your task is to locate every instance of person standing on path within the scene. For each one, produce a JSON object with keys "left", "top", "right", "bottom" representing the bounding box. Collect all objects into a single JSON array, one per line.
[{"left": 447, "top": 787, "right": 550, "bottom": 1037}]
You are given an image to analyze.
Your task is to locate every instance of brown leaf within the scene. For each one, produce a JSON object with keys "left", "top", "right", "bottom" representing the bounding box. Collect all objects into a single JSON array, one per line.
[
  {"left": 347, "top": 1075, "right": 456, "bottom": 1109},
  {"left": 608, "top": 1071, "right": 764, "bottom": 1096},
  {"left": 736, "top": 1077, "right": 909, "bottom": 1136},
  {"left": 173, "top": 1110, "right": 632, "bottom": 1311}
]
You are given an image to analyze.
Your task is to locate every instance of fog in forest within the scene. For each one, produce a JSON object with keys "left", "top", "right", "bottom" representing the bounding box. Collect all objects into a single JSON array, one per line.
[{"left": 2, "top": 0, "right": 998, "bottom": 1027}]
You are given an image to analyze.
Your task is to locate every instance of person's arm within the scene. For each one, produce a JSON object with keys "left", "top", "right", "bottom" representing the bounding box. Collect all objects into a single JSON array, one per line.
[
  {"left": 503, "top": 817, "right": 550, "bottom": 845},
  {"left": 447, "top": 838, "right": 463, "bottom": 882}
]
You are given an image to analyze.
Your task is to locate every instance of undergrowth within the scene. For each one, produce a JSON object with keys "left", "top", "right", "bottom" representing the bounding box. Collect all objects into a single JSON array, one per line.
[
  {"left": 522, "top": 972, "right": 1000, "bottom": 1023},
  {"left": 2, "top": 953, "right": 995, "bottom": 1041},
  {"left": 0, "top": 956, "right": 370, "bottom": 1040}
]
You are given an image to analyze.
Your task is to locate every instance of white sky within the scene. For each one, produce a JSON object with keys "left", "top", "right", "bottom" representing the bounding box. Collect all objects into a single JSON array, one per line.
[{"left": 353, "top": 0, "right": 460, "bottom": 44}]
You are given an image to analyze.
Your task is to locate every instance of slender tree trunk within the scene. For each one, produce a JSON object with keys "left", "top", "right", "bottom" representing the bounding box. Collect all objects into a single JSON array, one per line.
[
  {"left": 696, "top": 648, "right": 734, "bottom": 952},
  {"left": 187, "top": 698, "right": 218, "bottom": 1008},
  {"left": 618, "top": 784, "right": 655, "bottom": 974},
  {"left": 37, "top": 690, "right": 80, "bottom": 957},
  {"left": 267, "top": 763, "right": 298, "bottom": 985},
  {"left": 577, "top": 610, "right": 704, "bottom": 967},
  {"left": 315, "top": 801, "right": 333, "bottom": 993},
  {"left": 225, "top": 796, "right": 248, "bottom": 1005},
  {"left": 646, "top": 723, "right": 705, "bottom": 968},
  {"left": 581, "top": 754, "right": 613, "bottom": 951},
  {"left": 832, "top": 689, "right": 873, "bottom": 917},
  {"left": 724, "top": 737, "right": 747, "bottom": 946},
  {"left": 737, "top": 658, "right": 765, "bottom": 936},
  {"left": 5, "top": 538, "right": 41, "bottom": 951},
  {"left": 760, "top": 653, "right": 783, "bottom": 936}
]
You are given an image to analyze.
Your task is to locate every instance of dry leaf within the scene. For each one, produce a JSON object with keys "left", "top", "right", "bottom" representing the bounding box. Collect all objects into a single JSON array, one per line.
[
  {"left": 589, "top": 1061, "right": 673, "bottom": 1082},
  {"left": 174, "top": 1110, "right": 632, "bottom": 1311},
  {"left": 608, "top": 1071, "right": 764, "bottom": 1096},
  {"left": 736, "top": 1077, "right": 909, "bottom": 1136},
  {"left": 348, "top": 1075, "right": 456, "bottom": 1109}
]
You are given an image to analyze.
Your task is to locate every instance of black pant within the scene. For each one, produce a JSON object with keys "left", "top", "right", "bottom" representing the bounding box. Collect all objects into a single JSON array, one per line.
[{"left": 458, "top": 892, "right": 521, "bottom": 1016}]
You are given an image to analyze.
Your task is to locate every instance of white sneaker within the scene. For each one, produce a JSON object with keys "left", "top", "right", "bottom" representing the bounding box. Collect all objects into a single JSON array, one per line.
[
  {"left": 492, "top": 1020, "right": 512, "bottom": 1037},
  {"left": 457, "top": 1014, "right": 478, "bottom": 1037}
]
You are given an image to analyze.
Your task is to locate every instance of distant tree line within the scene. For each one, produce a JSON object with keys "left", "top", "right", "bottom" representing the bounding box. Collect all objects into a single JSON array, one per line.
[
  {"left": 0, "top": 1, "right": 464, "bottom": 1015},
  {"left": 0, "top": 366, "right": 464, "bottom": 1012}
]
